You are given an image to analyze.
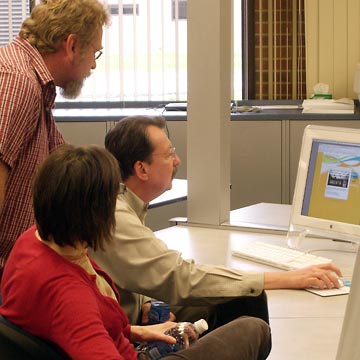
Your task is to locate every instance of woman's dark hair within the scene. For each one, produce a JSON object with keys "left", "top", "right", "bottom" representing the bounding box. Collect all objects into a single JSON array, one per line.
[
  {"left": 33, "top": 144, "right": 120, "bottom": 250},
  {"left": 105, "top": 115, "right": 167, "bottom": 180}
]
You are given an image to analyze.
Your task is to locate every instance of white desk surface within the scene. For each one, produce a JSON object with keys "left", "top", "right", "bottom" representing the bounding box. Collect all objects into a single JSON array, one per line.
[
  {"left": 226, "top": 202, "right": 291, "bottom": 232},
  {"left": 155, "top": 224, "right": 356, "bottom": 360},
  {"left": 172, "top": 202, "right": 292, "bottom": 232},
  {"left": 149, "top": 179, "right": 187, "bottom": 208}
]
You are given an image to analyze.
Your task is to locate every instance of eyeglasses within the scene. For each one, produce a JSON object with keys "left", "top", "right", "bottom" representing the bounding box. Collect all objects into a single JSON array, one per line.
[
  {"left": 94, "top": 50, "right": 103, "bottom": 60},
  {"left": 152, "top": 147, "right": 176, "bottom": 160}
]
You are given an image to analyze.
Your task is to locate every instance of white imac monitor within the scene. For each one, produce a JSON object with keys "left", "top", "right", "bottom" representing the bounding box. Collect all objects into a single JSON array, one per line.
[{"left": 288, "top": 125, "right": 360, "bottom": 249}]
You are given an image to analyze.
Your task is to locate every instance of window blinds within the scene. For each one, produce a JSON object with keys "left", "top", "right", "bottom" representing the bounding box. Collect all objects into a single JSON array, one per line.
[
  {"left": 0, "top": 0, "right": 242, "bottom": 102},
  {"left": 0, "top": 0, "right": 29, "bottom": 47},
  {"left": 66, "top": 0, "right": 243, "bottom": 102}
]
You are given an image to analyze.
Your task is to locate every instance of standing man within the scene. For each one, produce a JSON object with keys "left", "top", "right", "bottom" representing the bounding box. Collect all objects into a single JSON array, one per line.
[
  {"left": 0, "top": 0, "right": 110, "bottom": 280},
  {"left": 91, "top": 115, "right": 342, "bottom": 329}
]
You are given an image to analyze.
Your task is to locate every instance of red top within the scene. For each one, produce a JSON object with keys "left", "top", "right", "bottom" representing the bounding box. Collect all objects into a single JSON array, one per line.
[
  {"left": 0, "top": 36, "right": 64, "bottom": 270},
  {"left": 0, "top": 226, "right": 138, "bottom": 360}
]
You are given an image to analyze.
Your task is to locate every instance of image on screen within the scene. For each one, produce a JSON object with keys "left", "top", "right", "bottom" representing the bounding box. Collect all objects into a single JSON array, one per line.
[{"left": 301, "top": 140, "right": 360, "bottom": 225}]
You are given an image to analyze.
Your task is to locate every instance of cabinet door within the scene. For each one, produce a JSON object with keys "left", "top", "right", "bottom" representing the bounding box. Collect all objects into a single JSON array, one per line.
[
  {"left": 289, "top": 120, "right": 360, "bottom": 202},
  {"left": 231, "top": 121, "right": 283, "bottom": 209},
  {"left": 56, "top": 122, "right": 107, "bottom": 147}
]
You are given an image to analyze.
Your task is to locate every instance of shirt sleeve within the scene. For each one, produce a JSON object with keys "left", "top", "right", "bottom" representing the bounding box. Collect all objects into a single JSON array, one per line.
[
  {"left": 46, "top": 277, "right": 128, "bottom": 360},
  {"left": 91, "top": 199, "right": 264, "bottom": 307}
]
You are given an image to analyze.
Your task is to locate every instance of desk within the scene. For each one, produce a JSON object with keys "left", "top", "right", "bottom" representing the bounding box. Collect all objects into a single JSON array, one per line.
[
  {"left": 146, "top": 179, "right": 187, "bottom": 231},
  {"left": 226, "top": 202, "right": 291, "bottom": 232},
  {"left": 172, "top": 202, "right": 292, "bottom": 233},
  {"left": 154, "top": 224, "right": 356, "bottom": 360},
  {"left": 149, "top": 179, "right": 187, "bottom": 208}
]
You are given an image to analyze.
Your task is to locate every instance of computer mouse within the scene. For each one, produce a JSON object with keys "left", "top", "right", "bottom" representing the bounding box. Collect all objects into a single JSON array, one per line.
[
  {"left": 309, "top": 277, "right": 344, "bottom": 290},
  {"left": 329, "top": 273, "right": 346, "bottom": 288}
]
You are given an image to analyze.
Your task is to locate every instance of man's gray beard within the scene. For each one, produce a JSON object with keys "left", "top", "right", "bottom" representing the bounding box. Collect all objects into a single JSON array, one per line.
[{"left": 60, "top": 78, "right": 85, "bottom": 99}]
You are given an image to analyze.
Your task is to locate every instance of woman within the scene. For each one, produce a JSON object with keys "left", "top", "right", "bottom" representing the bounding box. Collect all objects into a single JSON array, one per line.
[{"left": 0, "top": 144, "right": 270, "bottom": 360}]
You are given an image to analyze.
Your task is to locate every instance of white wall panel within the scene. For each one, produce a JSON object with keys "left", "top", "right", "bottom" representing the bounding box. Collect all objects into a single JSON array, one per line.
[
  {"left": 347, "top": 0, "right": 360, "bottom": 96},
  {"left": 306, "top": 0, "right": 360, "bottom": 99}
]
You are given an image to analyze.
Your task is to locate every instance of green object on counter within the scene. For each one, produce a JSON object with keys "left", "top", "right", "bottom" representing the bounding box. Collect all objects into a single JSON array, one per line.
[{"left": 310, "top": 93, "right": 332, "bottom": 99}]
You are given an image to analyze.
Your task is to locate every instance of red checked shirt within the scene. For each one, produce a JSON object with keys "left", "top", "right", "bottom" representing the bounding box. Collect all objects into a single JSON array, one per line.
[{"left": 0, "top": 36, "right": 64, "bottom": 271}]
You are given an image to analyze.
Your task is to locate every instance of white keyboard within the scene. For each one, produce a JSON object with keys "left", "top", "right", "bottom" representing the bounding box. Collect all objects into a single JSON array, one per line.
[{"left": 232, "top": 242, "right": 332, "bottom": 270}]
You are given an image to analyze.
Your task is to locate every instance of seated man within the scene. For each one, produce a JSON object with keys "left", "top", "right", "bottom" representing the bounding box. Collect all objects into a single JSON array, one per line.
[{"left": 90, "top": 115, "right": 342, "bottom": 329}]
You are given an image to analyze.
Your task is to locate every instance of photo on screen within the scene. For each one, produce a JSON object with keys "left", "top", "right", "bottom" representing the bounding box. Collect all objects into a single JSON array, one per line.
[{"left": 301, "top": 140, "right": 360, "bottom": 225}]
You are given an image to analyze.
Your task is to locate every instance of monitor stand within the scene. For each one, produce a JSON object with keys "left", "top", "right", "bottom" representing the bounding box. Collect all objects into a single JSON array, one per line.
[
  {"left": 287, "top": 224, "right": 359, "bottom": 252},
  {"left": 287, "top": 226, "right": 310, "bottom": 249}
]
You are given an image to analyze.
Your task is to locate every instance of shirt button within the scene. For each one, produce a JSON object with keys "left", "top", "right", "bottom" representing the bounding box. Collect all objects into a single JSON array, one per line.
[{"left": 250, "top": 288, "right": 255, "bottom": 294}]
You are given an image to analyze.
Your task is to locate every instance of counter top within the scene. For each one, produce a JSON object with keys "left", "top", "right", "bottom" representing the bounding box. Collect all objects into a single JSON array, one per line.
[
  {"left": 53, "top": 106, "right": 186, "bottom": 122},
  {"left": 53, "top": 100, "right": 360, "bottom": 122}
]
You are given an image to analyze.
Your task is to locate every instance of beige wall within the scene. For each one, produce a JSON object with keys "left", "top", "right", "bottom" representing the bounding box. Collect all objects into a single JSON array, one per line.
[{"left": 305, "top": 0, "right": 360, "bottom": 99}]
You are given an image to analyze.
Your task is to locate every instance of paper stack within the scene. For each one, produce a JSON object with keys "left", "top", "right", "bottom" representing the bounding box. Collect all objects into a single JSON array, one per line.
[{"left": 302, "top": 98, "right": 354, "bottom": 114}]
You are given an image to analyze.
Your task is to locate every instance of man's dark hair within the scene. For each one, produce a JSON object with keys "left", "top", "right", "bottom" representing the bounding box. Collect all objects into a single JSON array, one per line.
[
  {"left": 33, "top": 144, "right": 120, "bottom": 250},
  {"left": 105, "top": 115, "right": 167, "bottom": 180}
]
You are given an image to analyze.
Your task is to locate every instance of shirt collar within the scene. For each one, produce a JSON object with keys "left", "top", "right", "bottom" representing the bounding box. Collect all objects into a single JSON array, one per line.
[
  {"left": 120, "top": 184, "right": 148, "bottom": 224},
  {"left": 13, "top": 36, "right": 55, "bottom": 87}
]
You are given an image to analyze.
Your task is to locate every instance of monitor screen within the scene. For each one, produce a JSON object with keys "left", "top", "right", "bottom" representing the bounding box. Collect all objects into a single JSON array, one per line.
[{"left": 289, "top": 125, "right": 360, "bottom": 247}]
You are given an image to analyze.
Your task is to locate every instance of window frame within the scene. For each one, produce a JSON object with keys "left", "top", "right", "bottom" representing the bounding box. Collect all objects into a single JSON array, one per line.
[{"left": 241, "top": 0, "right": 254, "bottom": 99}]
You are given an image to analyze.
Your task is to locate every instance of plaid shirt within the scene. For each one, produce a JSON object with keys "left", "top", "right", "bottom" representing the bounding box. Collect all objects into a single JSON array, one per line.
[{"left": 0, "top": 36, "right": 64, "bottom": 270}]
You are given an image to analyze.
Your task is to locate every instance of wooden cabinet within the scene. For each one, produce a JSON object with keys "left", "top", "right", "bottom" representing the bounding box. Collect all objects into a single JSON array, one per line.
[
  {"left": 56, "top": 116, "right": 360, "bottom": 211},
  {"left": 230, "top": 121, "right": 283, "bottom": 209},
  {"left": 162, "top": 120, "right": 284, "bottom": 210},
  {"left": 145, "top": 120, "right": 282, "bottom": 219},
  {"left": 56, "top": 121, "right": 108, "bottom": 147}
]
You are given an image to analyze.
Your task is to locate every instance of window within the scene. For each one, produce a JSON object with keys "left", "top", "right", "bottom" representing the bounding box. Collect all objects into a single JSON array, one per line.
[
  {"left": 60, "top": 0, "right": 243, "bottom": 103},
  {"left": 171, "top": 0, "right": 187, "bottom": 20},
  {"left": 109, "top": 4, "right": 139, "bottom": 16},
  {"left": 0, "top": 0, "right": 30, "bottom": 47},
  {"left": 1, "top": 0, "right": 243, "bottom": 103}
]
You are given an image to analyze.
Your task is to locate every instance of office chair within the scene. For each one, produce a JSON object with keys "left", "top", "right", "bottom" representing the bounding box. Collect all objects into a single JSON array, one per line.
[{"left": 0, "top": 314, "right": 69, "bottom": 359}]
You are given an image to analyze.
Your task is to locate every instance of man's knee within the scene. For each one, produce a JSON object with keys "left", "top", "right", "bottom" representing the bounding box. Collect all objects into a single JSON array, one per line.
[
  {"left": 235, "top": 317, "right": 271, "bottom": 360},
  {"left": 190, "top": 316, "right": 271, "bottom": 360}
]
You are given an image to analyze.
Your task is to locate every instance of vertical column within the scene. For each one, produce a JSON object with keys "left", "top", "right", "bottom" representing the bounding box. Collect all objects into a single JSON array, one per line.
[
  {"left": 187, "top": 0, "right": 231, "bottom": 225},
  {"left": 336, "top": 247, "right": 360, "bottom": 359}
]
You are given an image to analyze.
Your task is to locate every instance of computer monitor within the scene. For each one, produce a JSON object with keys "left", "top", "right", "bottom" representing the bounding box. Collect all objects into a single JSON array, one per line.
[{"left": 288, "top": 125, "right": 360, "bottom": 248}]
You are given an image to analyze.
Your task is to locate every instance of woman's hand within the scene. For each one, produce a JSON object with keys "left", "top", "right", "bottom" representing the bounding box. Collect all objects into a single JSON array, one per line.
[
  {"left": 130, "top": 322, "right": 177, "bottom": 344},
  {"left": 264, "top": 262, "right": 343, "bottom": 289}
]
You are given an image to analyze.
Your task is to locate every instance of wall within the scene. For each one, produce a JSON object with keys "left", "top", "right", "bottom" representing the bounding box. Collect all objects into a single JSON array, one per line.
[{"left": 305, "top": 0, "right": 360, "bottom": 99}]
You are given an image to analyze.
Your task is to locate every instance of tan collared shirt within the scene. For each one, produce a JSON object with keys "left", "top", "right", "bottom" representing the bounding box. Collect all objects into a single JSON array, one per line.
[{"left": 90, "top": 186, "right": 264, "bottom": 324}]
